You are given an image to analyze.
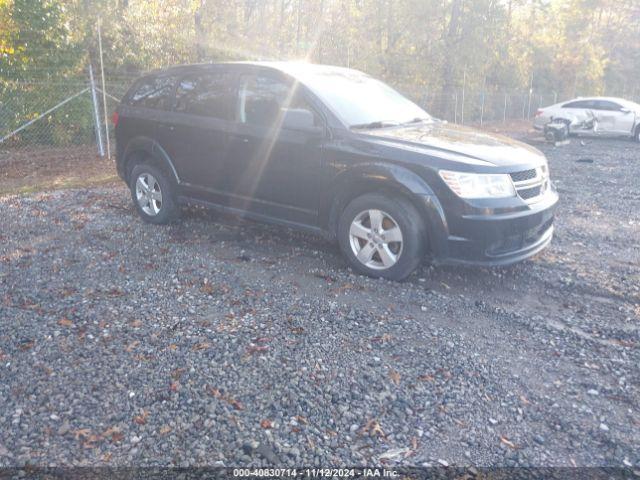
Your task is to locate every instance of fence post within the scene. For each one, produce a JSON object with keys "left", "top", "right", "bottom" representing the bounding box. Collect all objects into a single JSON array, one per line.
[
  {"left": 454, "top": 92, "right": 458, "bottom": 124},
  {"left": 503, "top": 93, "right": 507, "bottom": 123},
  {"left": 527, "top": 73, "right": 533, "bottom": 118},
  {"left": 97, "top": 19, "right": 111, "bottom": 160},
  {"left": 479, "top": 76, "right": 486, "bottom": 125},
  {"left": 89, "top": 64, "right": 105, "bottom": 157},
  {"left": 461, "top": 67, "right": 466, "bottom": 125}
]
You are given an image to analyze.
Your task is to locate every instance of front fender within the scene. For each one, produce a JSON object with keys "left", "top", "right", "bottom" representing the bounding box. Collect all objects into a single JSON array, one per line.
[{"left": 323, "top": 163, "right": 449, "bottom": 255}]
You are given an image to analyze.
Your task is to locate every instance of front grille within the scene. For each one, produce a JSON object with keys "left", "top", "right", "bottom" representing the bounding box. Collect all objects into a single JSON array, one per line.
[
  {"left": 510, "top": 169, "right": 537, "bottom": 183},
  {"left": 518, "top": 185, "right": 542, "bottom": 200},
  {"left": 509, "top": 166, "right": 547, "bottom": 203}
]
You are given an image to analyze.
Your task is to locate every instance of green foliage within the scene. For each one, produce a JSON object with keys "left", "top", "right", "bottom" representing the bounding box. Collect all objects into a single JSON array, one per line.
[
  {"left": 0, "top": 0, "right": 83, "bottom": 80},
  {"left": 1, "top": 0, "right": 639, "bottom": 139}
]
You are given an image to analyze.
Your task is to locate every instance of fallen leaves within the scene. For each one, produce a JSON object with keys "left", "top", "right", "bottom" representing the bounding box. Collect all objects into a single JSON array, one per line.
[
  {"left": 200, "top": 281, "right": 216, "bottom": 295},
  {"left": 133, "top": 410, "right": 148, "bottom": 425},
  {"left": 207, "top": 385, "right": 244, "bottom": 411},
  {"left": 226, "top": 397, "right": 244, "bottom": 411},
  {"left": 73, "top": 426, "right": 124, "bottom": 448},
  {"left": 361, "top": 419, "right": 385, "bottom": 438},
  {"left": 499, "top": 435, "right": 517, "bottom": 449},
  {"left": 313, "top": 272, "right": 336, "bottom": 283},
  {"left": 74, "top": 428, "right": 91, "bottom": 441},
  {"left": 388, "top": 369, "right": 401, "bottom": 386},
  {"left": 245, "top": 344, "right": 269, "bottom": 356},
  {"left": 371, "top": 333, "right": 393, "bottom": 344},
  {"left": 453, "top": 418, "right": 467, "bottom": 427},
  {"left": 57, "top": 318, "right": 73, "bottom": 327},
  {"left": 125, "top": 340, "right": 140, "bottom": 352},
  {"left": 18, "top": 339, "right": 34, "bottom": 351},
  {"left": 103, "top": 426, "right": 124, "bottom": 443},
  {"left": 379, "top": 447, "right": 411, "bottom": 461},
  {"left": 74, "top": 428, "right": 102, "bottom": 449},
  {"left": 260, "top": 419, "right": 273, "bottom": 429},
  {"left": 191, "top": 342, "right": 210, "bottom": 351}
]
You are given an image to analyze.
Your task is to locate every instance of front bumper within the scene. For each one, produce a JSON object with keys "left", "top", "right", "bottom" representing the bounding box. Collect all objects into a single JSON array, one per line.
[{"left": 423, "top": 188, "right": 558, "bottom": 266}]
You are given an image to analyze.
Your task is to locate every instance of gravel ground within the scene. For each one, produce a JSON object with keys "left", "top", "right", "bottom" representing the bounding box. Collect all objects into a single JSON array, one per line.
[{"left": 0, "top": 136, "right": 638, "bottom": 469}]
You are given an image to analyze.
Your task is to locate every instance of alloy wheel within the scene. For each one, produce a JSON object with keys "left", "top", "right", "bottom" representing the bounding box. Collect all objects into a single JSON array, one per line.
[
  {"left": 135, "top": 173, "right": 163, "bottom": 216},
  {"left": 348, "top": 209, "right": 403, "bottom": 270}
]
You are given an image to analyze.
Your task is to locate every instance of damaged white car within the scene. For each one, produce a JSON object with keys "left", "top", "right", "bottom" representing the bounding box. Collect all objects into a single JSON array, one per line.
[{"left": 534, "top": 97, "right": 640, "bottom": 142}]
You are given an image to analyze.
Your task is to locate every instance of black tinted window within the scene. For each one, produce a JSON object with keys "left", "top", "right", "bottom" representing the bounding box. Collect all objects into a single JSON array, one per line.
[
  {"left": 238, "top": 75, "right": 318, "bottom": 127},
  {"left": 128, "top": 75, "right": 177, "bottom": 110},
  {"left": 175, "top": 72, "right": 235, "bottom": 120},
  {"left": 562, "top": 100, "right": 595, "bottom": 109}
]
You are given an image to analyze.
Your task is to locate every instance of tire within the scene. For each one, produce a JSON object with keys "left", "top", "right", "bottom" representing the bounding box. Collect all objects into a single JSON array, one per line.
[
  {"left": 129, "top": 163, "right": 180, "bottom": 224},
  {"left": 337, "top": 192, "right": 427, "bottom": 281},
  {"left": 544, "top": 130, "right": 556, "bottom": 142},
  {"left": 634, "top": 125, "right": 640, "bottom": 143}
]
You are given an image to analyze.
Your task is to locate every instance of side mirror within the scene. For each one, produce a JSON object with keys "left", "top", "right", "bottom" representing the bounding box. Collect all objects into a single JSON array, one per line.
[
  {"left": 281, "top": 108, "right": 322, "bottom": 134},
  {"left": 620, "top": 107, "right": 631, "bottom": 114}
]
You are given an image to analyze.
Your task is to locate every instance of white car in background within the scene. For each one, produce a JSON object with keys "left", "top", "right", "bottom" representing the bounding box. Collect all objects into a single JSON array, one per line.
[{"left": 534, "top": 97, "right": 640, "bottom": 142}]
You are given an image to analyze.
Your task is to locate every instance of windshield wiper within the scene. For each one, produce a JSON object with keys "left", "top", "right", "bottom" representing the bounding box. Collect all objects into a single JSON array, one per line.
[
  {"left": 401, "top": 117, "right": 431, "bottom": 125},
  {"left": 350, "top": 120, "right": 400, "bottom": 130}
]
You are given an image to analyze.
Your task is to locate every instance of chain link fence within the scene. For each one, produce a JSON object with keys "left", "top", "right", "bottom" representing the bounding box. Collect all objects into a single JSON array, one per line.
[
  {"left": 0, "top": 70, "right": 130, "bottom": 167},
  {"left": 3, "top": 69, "right": 624, "bottom": 167}
]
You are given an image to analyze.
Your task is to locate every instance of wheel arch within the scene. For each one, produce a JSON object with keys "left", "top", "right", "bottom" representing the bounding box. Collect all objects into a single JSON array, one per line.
[
  {"left": 323, "top": 164, "right": 448, "bottom": 250},
  {"left": 121, "top": 137, "right": 180, "bottom": 185}
]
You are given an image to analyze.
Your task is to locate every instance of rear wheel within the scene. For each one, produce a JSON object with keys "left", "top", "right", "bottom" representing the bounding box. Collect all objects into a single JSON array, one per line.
[
  {"left": 129, "top": 163, "right": 180, "bottom": 224},
  {"left": 337, "top": 193, "right": 426, "bottom": 281}
]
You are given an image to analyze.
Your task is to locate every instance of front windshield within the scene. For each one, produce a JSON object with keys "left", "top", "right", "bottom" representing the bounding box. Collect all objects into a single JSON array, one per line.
[{"left": 299, "top": 69, "right": 431, "bottom": 128}]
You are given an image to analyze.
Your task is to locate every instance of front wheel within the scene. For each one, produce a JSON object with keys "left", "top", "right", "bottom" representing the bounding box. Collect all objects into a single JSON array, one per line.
[
  {"left": 129, "top": 163, "right": 180, "bottom": 224},
  {"left": 337, "top": 193, "right": 427, "bottom": 281}
]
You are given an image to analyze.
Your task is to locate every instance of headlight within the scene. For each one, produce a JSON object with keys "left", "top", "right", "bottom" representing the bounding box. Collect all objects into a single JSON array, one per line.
[{"left": 439, "top": 170, "right": 516, "bottom": 199}]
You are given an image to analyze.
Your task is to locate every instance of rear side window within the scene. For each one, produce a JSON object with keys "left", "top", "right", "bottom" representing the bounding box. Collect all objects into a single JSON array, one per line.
[
  {"left": 174, "top": 72, "right": 235, "bottom": 120},
  {"left": 127, "top": 75, "right": 177, "bottom": 110},
  {"left": 562, "top": 100, "right": 595, "bottom": 109}
]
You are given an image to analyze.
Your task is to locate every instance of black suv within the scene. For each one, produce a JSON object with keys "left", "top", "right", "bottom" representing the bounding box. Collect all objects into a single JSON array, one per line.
[{"left": 114, "top": 61, "right": 558, "bottom": 280}]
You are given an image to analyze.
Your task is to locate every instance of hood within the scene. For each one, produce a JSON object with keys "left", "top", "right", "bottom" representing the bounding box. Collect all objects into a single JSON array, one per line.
[{"left": 358, "top": 121, "right": 546, "bottom": 168}]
